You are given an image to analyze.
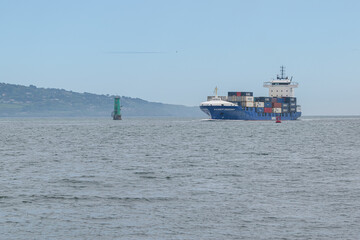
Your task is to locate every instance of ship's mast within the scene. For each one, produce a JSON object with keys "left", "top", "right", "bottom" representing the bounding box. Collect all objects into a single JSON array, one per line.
[
  {"left": 277, "top": 66, "right": 286, "bottom": 79},
  {"left": 280, "top": 65, "right": 285, "bottom": 79}
]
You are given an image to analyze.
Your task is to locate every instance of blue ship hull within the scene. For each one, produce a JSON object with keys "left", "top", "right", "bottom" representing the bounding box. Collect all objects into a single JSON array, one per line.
[{"left": 200, "top": 106, "right": 301, "bottom": 120}]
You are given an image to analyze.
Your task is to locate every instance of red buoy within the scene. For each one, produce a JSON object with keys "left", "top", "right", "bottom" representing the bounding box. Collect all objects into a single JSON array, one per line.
[{"left": 276, "top": 115, "right": 281, "bottom": 123}]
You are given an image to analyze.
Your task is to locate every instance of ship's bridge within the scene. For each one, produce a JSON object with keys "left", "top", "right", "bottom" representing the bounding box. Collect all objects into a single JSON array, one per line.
[{"left": 263, "top": 66, "right": 299, "bottom": 97}]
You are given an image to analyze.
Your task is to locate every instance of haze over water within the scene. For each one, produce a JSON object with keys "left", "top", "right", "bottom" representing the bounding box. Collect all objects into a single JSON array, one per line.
[{"left": 1, "top": 117, "right": 360, "bottom": 239}]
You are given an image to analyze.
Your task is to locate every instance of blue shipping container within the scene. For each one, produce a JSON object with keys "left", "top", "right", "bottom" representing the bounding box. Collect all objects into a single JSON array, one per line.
[
  {"left": 258, "top": 97, "right": 271, "bottom": 102},
  {"left": 264, "top": 102, "right": 272, "bottom": 108},
  {"left": 277, "top": 98, "right": 285, "bottom": 103},
  {"left": 282, "top": 103, "right": 289, "bottom": 108},
  {"left": 241, "top": 92, "right": 253, "bottom": 96},
  {"left": 256, "top": 107, "right": 264, "bottom": 113},
  {"left": 283, "top": 97, "right": 296, "bottom": 103}
]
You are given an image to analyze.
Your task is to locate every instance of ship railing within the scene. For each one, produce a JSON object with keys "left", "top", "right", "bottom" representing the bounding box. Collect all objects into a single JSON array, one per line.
[{"left": 263, "top": 82, "right": 299, "bottom": 87}]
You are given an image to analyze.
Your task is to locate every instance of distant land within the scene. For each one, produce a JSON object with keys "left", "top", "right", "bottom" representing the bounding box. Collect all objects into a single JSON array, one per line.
[{"left": 0, "top": 83, "right": 205, "bottom": 118}]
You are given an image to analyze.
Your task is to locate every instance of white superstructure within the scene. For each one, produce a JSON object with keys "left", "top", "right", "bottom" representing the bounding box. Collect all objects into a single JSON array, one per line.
[
  {"left": 200, "top": 87, "right": 237, "bottom": 107},
  {"left": 263, "top": 66, "right": 298, "bottom": 97}
]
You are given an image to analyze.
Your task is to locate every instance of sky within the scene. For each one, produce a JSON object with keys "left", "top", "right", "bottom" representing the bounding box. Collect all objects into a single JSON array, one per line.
[{"left": 0, "top": 0, "right": 359, "bottom": 115}]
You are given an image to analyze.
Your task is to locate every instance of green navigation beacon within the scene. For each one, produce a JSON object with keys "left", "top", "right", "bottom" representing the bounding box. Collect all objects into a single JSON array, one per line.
[{"left": 112, "top": 96, "right": 122, "bottom": 120}]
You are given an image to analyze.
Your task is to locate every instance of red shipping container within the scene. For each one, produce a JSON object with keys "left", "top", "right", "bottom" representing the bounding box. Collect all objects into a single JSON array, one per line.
[
  {"left": 236, "top": 92, "right": 241, "bottom": 96},
  {"left": 264, "top": 107, "right": 272, "bottom": 113},
  {"left": 272, "top": 102, "right": 282, "bottom": 108}
]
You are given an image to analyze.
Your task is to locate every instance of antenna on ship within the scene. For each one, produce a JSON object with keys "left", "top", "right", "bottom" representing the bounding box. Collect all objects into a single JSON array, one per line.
[{"left": 280, "top": 65, "right": 285, "bottom": 79}]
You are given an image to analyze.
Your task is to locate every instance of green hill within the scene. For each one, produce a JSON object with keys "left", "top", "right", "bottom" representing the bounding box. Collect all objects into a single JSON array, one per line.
[{"left": 0, "top": 83, "right": 204, "bottom": 118}]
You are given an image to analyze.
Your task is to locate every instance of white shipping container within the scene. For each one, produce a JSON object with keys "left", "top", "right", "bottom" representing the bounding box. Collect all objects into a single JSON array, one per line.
[
  {"left": 242, "top": 101, "right": 254, "bottom": 107},
  {"left": 235, "top": 96, "right": 242, "bottom": 101},
  {"left": 272, "top": 108, "right": 282, "bottom": 113},
  {"left": 241, "top": 96, "right": 254, "bottom": 102},
  {"left": 255, "top": 102, "right": 264, "bottom": 107},
  {"left": 228, "top": 96, "right": 237, "bottom": 102}
]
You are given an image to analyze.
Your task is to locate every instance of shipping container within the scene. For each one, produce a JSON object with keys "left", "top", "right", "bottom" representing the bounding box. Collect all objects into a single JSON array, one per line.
[
  {"left": 272, "top": 102, "right": 282, "bottom": 108},
  {"left": 271, "top": 98, "right": 278, "bottom": 103},
  {"left": 264, "top": 107, "right": 272, "bottom": 113},
  {"left": 241, "top": 101, "right": 254, "bottom": 107},
  {"left": 296, "top": 105, "right": 302, "bottom": 112},
  {"left": 241, "top": 92, "right": 253, "bottom": 96},
  {"left": 254, "top": 97, "right": 259, "bottom": 102},
  {"left": 236, "top": 92, "right": 241, "bottom": 96},
  {"left": 272, "top": 108, "right": 282, "bottom": 113},
  {"left": 256, "top": 107, "right": 264, "bottom": 113},
  {"left": 282, "top": 108, "right": 289, "bottom": 113},
  {"left": 290, "top": 107, "right": 296, "bottom": 112},
  {"left": 241, "top": 96, "right": 254, "bottom": 102},
  {"left": 283, "top": 97, "right": 296, "bottom": 103},
  {"left": 290, "top": 102, "right": 296, "bottom": 107},
  {"left": 258, "top": 97, "right": 271, "bottom": 102},
  {"left": 255, "top": 102, "right": 264, "bottom": 107},
  {"left": 228, "top": 92, "right": 237, "bottom": 96},
  {"left": 282, "top": 103, "right": 289, "bottom": 108},
  {"left": 228, "top": 96, "right": 236, "bottom": 102},
  {"left": 264, "top": 102, "right": 272, "bottom": 108},
  {"left": 277, "top": 98, "right": 285, "bottom": 103}
]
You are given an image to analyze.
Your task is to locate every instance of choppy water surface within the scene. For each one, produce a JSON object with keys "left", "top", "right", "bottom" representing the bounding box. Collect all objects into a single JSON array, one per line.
[{"left": 1, "top": 116, "right": 360, "bottom": 239}]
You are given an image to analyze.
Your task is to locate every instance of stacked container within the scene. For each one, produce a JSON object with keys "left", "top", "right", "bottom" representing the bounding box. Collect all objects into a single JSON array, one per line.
[
  {"left": 256, "top": 107, "right": 264, "bottom": 112},
  {"left": 241, "top": 95, "right": 254, "bottom": 107},
  {"left": 264, "top": 108, "right": 272, "bottom": 113},
  {"left": 228, "top": 91, "right": 254, "bottom": 107},
  {"left": 272, "top": 102, "right": 282, "bottom": 108},
  {"left": 228, "top": 92, "right": 253, "bottom": 97},
  {"left": 226, "top": 92, "right": 299, "bottom": 115},
  {"left": 272, "top": 108, "right": 282, "bottom": 113},
  {"left": 282, "top": 103, "right": 289, "bottom": 113},
  {"left": 283, "top": 97, "right": 297, "bottom": 112},
  {"left": 241, "top": 96, "right": 254, "bottom": 102},
  {"left": 264, "top": 102, "right": 272, "bottom": 108},
  {"left": 258, "top": 97, "right": 271, "bottom": 102},
  {"left": 241, "top": 101, "right": 254, "bottom": 107},
  {"left": 255, "top": 102, "right": 264, "bottom": 108}
]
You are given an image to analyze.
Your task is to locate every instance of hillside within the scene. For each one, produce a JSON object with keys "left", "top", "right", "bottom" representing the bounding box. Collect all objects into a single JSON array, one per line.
[{"left": 0, "top": 83, "right": 204, "bottom": 118}]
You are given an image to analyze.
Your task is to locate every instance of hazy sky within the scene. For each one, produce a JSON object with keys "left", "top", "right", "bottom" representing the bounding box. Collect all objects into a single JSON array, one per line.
[{"left": 1, "top": 0, "right": 359, "bottom": 115}]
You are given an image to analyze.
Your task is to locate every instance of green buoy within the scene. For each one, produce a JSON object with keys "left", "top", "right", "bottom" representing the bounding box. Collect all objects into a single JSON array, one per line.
[{"left": 112, "top": 96, "right": 122, "bottom": 120}]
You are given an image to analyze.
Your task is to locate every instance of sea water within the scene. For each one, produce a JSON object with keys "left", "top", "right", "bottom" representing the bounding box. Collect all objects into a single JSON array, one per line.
[{"left": 1, "top": 116, "right": 360, "bottom": 239}]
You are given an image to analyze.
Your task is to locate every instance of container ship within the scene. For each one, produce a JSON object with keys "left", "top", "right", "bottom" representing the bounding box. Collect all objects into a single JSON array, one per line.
[{"left": 200, "top": 66, "right": 301, "bottom": 120}]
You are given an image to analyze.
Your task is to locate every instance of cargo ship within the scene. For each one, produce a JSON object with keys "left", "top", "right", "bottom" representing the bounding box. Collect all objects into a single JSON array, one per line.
[{"left": 200, "top": 66, "right": 301, "bottom": 120}]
